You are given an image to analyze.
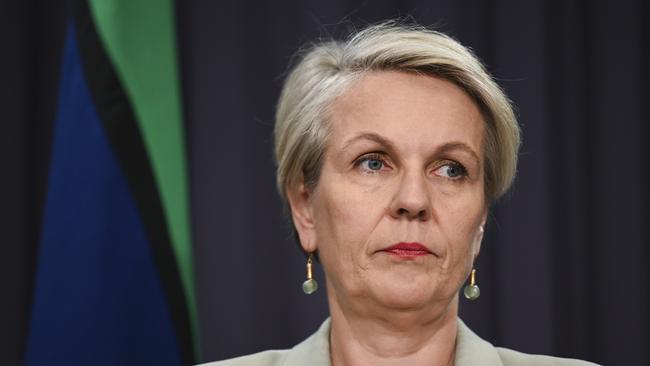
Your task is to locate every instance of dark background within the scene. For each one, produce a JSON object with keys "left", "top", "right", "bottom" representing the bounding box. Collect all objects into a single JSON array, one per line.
[{"left": 2, "top": 0, "right": 648, "bottom": 365}]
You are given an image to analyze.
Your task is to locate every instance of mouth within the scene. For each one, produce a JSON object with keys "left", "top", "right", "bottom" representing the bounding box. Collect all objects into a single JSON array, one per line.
[{"left": 381, "top": 242, "right": 433, "bottom": 259}]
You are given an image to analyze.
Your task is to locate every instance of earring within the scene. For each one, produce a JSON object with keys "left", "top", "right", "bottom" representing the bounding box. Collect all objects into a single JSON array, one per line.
[
  {"left": 463, "top": 268, "right": 480, "bottom": 300},
  {"left": 302, "top": 252, "right": 318, "bottom": 294}
]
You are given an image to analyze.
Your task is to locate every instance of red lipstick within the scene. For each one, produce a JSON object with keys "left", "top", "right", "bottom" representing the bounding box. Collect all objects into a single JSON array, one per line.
[{"left": 382, "top": 242, "right": 431, "bottom": 258}]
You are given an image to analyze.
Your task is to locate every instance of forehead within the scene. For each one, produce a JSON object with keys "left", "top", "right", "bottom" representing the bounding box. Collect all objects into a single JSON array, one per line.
[{"left": 328, "top": 71, "right": 484, "bottom": 155}]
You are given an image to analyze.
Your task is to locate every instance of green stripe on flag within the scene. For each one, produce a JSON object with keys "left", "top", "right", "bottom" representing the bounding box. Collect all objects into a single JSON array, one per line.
[{"left": 87, "top": 0, "right": 199, "bottom": 358}]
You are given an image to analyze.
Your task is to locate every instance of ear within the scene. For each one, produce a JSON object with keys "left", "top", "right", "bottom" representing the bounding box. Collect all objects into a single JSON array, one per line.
[
  {"left": 286, "top": 184, "right": 318, "bottom": 253},
  {"left": 473, "top": 210, "right": 488, "bottom": 258}
]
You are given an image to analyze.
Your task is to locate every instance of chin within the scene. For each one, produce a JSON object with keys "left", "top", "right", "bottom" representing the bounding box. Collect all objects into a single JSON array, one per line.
[
  {"left": 369, "top": 271, "right": 440, "bottom": 311},
  {"left": 376, "top": 293, "right": 432, "bottom": 311}
]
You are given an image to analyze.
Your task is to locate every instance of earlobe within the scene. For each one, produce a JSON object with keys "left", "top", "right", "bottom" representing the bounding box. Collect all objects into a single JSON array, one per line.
[
  {"left": 474, "top": 210, "right": 487, "bottom": 254},
  {"left": 473, "top": 216, "right": 486, "bottom": 258},
  {"left": 480, "top": 210, "right": 488, "bottom": 230},
  {"left": 287, "top": 184, "right": 317, "bottom": 252},
  {"left": 473, "top": 225, "right": 484, "bottom": 258}
]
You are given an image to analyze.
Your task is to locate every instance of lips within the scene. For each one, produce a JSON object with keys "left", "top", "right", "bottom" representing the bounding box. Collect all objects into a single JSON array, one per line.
[{"left": 382, "top": 242, "right": 432, "bottom": 258}]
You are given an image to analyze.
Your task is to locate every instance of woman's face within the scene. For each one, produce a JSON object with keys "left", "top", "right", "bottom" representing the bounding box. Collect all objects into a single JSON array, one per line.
[{"left": 290, "top": 70, "right": 487, "bottom": 312}]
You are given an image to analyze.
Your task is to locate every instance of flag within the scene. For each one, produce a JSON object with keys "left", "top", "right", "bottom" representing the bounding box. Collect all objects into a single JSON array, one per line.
[{"left": 24, "top": 0, "right": 198, "bottom": 364}]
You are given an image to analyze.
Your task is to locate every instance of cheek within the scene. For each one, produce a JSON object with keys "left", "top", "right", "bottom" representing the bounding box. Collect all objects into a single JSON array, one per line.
[
  {"left": 436, "top": 190, "right": 485, "bottom": 263},
  {"left": 311, "top": 179, "right": 392, "bottom": 276},
  {"left": 313, "top": 182, "right": 383, "bottom": 249}
]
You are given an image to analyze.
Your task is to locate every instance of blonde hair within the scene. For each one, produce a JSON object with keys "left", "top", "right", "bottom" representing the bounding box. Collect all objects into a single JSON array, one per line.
[{"left": 274, "top": 21, "right": 520, "bottom": 207}]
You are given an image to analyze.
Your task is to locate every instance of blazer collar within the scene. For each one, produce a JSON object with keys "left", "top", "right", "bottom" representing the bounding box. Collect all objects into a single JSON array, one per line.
[
  {"left": 454, "top": 318, "right": 504, "bottom": 366},
  {"left": 282, "top": 318, "right": 332, "bottom": 366},
  {"left": 283, "top": 317, "right": 503, "bottom": 366}
]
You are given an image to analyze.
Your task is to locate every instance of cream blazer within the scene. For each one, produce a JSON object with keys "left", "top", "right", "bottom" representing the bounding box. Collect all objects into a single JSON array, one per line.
[{"left": 200, "top": 318, "right": 600, "bottom": 366}]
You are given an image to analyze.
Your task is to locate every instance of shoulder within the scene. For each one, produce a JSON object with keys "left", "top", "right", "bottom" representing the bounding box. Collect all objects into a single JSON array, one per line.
[
  {"left": 496, "top": 347, "right": 600, "bottom": 366},
  {"left": 197, "top": 318, "right": 332, "bottom": 366},
  {"left": 196, "top": 349, "right": 288, "bottom": 366},
  {"left": 456, "top": 318, "right": 601, "bottom": 366}
]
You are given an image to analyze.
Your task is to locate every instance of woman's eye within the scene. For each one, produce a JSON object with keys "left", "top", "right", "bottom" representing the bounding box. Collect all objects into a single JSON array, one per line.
[
  {"left": 364, "top": 159, "right": 384, "bottom": 171},
  {"left": 355, "top": 154, "right": 388, "bottom": 173},
  {"left": 435, "top": 163, "right": 467, "bottom": 179}
]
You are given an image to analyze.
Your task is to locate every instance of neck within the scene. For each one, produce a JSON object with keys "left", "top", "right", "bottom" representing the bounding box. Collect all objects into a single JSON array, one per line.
[{"left": 327, "top": 284, "right": 459, "bottom": 366}]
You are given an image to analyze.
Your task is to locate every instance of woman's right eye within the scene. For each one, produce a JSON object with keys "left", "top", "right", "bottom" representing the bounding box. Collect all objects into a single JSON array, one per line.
[
  {"left": 363, "top": 158, "right": 384, "bottom": 171},
  {"left": 355, "top": 154, "right": 389, "bottom": 173}
]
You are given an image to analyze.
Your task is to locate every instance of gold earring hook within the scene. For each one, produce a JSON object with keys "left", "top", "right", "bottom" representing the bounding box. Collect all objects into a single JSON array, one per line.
[
  {"left": 469, "top": 268, "right": 476, "bottom": 286},
  {"left": 306, "top": 254, "right": 313, "bottom": 280}
]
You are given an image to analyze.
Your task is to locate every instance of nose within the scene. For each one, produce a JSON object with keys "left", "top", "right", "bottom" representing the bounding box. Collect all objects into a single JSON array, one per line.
[{"left": 389, "top": 169, "right": 431, "bottom": 221}]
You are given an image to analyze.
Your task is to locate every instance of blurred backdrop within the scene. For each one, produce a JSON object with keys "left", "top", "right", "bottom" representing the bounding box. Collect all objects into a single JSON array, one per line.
[{"left": 1, "top": 0, "right": 648, "bottom": 365}]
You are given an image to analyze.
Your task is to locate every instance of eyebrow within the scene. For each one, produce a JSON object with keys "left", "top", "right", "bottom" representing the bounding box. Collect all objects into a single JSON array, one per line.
[
  {"left": 341, "top": 132, "right": 396, "bottom": 152},
  {"left": 341, "top": 132, "right": 480, "bottom": 164},
  {"left": 437, "top": 142, "right": 481, "bottom": 164}
]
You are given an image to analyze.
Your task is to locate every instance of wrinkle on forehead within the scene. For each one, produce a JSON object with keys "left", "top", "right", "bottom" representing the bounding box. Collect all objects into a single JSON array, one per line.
[{"left": 328, "top": 70, "right": 485, "bottom": 164}]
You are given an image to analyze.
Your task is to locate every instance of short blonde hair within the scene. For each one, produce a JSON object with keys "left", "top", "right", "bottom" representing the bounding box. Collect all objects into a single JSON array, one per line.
[{"left": 274, "top": 21, "right": 520, "bottom": 207}]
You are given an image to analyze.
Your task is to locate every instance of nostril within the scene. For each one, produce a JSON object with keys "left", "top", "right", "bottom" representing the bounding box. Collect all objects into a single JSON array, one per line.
[{"left": 396, "top": 207, "right": 428, "bottom": 220}]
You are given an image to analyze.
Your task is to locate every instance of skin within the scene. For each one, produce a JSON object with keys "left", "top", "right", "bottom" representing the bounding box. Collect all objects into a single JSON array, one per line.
[{"left": 288, "top": 70, "right": 488, "bottom": 366}]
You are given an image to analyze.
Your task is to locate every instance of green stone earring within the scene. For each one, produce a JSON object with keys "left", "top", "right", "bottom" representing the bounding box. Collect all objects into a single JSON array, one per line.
[
  {"left": 302, "top": 253, "right": 318, "bottom": 295},
  {"left": 463, "top": 268, "right": 480, "bottom": 300}
]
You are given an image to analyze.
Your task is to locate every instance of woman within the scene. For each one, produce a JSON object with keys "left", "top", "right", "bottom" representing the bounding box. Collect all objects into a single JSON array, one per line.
[{"left": 204, "top": 22, "right": 599, "bottom": 366}]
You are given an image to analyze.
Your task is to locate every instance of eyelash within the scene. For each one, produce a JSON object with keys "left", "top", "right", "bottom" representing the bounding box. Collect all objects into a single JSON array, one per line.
[
  {"left": 353, "top": 153, "right": 468, "bottom": 181},
  {"left": 354, "top": 153, "right": 388, "bottom": 173},
  {"left": 435, "top": 161, "right": 468, "bottom": 180}
]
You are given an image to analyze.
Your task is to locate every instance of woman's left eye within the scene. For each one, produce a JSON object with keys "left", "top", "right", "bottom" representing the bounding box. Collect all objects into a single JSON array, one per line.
[{"left": 434, "top": 163, "right": 467, "bottom": 179}]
